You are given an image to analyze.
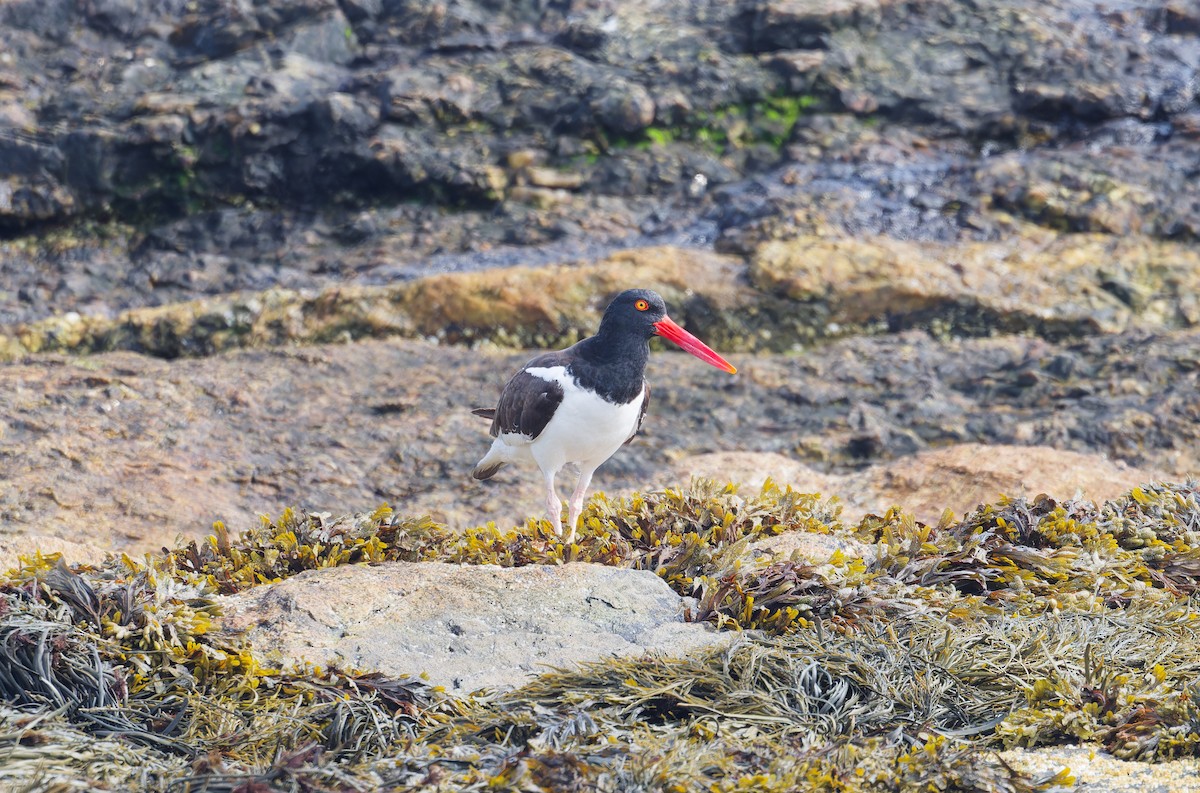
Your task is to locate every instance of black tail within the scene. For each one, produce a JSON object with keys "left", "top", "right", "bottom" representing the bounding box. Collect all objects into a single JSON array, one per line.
[
  {"left": 472, "top": 461, "right": 505, "bottom": 480},
  {"left": 472, "top": 407, "right": 496, "bottom": 420}
]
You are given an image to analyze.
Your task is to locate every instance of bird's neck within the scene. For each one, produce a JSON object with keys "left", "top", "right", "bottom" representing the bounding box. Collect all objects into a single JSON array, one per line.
[{"left": 569, "top": 331, "right": 649, "bottom": 404}]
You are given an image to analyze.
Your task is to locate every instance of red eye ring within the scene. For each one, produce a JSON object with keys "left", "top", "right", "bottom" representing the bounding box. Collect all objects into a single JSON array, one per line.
[{"left": 635, "top": 299, "right": 649, "bottom": 311}]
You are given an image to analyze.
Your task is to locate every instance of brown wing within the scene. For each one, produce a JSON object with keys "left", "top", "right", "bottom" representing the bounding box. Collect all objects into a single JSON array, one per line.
[
  {"left": 488, "top": 362, "right": 565, "bottom": 441},
  {"left": 624, "top": 382, "right": 650, "bottom": 444}
]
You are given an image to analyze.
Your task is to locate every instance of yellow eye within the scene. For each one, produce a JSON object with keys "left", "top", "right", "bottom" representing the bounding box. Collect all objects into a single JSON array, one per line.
[{"left": 635, "top": 299, "right": 649, "bottom": 311}]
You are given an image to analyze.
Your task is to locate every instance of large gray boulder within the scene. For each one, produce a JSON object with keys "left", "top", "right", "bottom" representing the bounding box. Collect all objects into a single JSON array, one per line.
[{"left": 218, "top": 561, "right": 732, "bottom": 692}]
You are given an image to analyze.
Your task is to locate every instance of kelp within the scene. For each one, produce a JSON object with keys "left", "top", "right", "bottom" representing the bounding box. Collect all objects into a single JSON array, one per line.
[{"left": 2, "top": 478, "right": 1200, "bottom": 790}]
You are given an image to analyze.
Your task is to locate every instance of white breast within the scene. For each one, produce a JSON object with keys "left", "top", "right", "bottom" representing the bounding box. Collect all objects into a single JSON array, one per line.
[{"left": 524, "top": 365, "right": 643, "bottom": 473}]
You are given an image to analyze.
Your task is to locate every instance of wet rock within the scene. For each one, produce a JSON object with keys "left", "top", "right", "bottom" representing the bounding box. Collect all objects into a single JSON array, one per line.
[
  {"left": 731, "top": 0, "right": 883, "bottom": 53},
  {"left": 218, "top": 562, "right": 731, "bottom": 692},
  {"left": 380, "top": 0, "right": 495, "bottom": 47},
  {"left": 590, "top": 79, "right": 656, "bottom": 135},
  {"left": 340, "top": 0, "right": 381, "bottom": 25},
  {"left": 0, "top": 97, "right": 37, "bottom": 131},
  {"left": 979, "top": 142, "right": 1200, "bottom": 241},
  {"left": 0, "top": 176, "right": 76, "bottom": 230},
  {"left": 79, "top": 0, "right": 152, "bottom": 38},
  {"left": 1166, "top": 1, "right": 1200, "bottom": 34},
  {"left": 382, "top": 68, "right": 480, "bottom": 126},
  {"left": 277, "top": 9, "right": 361, "bottom": 66},
  {"left": 309, "top": 90, "right": 380, "bottom": 143},
  {"left": 0, "top": 0, "right": 1197, "bottom": 328},
  {"left": 169, "top": 1, "right": 265, "bottom": 62}
]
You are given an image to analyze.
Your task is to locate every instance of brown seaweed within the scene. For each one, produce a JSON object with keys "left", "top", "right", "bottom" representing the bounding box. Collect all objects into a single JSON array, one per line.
[{"left": 2, "top": 479, "right": 1199, "bottom": 790}]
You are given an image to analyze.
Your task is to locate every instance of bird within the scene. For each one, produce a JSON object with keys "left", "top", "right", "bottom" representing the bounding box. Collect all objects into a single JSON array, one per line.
[{"left": 471, "top": 288, "right": 737, "bottom": 542}]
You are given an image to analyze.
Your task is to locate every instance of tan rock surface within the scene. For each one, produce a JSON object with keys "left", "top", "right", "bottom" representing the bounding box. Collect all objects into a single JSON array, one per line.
[
  {"left": 218, "top": 561, "right": 731, "bottom": 693},
  {"left": 671, "top": 444, "right": 1165, "bottom": 526},
  {"left": 0, "top": 534, "right": 108, "bottom": 569},
  {"left": 666, "top": 451, "right": 841, "bottom": 495},
  {"left": 0, "top": 247, "right": 753, "bottom": 360},
  {"left": 853, "top": 443, "right": 1164, "bottom": 524},
  {"left": 395, "top": 246, "right": 753, "bottom": 348}
]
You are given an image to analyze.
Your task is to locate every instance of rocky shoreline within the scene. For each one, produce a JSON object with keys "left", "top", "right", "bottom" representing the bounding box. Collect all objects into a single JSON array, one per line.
[{"left": 3, "top": 0, "right": 1200, "bottom": 790}]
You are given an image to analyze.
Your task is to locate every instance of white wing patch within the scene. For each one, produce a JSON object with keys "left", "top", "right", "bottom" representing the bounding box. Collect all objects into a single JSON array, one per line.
[{"left": 524, "top": 366, "right": 571, "bottom": 387}]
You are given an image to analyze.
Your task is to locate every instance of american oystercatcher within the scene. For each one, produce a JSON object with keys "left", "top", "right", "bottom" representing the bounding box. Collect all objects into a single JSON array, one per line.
[{"left": 472, "top": 288, "right": 737, "bottom": 542}]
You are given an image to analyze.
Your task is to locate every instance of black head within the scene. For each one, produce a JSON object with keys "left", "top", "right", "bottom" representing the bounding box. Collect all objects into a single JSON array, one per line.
[
  {"left": 589, "top": 287, "right": 737, "bottom": 374},
  {"left": 597, "top": 289, "right": 668, "bottom": 339}
]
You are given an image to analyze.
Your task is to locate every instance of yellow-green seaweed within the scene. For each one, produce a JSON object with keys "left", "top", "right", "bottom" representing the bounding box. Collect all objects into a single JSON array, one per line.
[{"left": 3, "top": 478, "right": 1200, "bottom": 790}]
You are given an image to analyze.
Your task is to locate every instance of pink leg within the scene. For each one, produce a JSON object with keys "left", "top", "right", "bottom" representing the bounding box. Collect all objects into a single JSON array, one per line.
[
  {"left": 543, "top": 470, "right": 563, "bottom": 536},
  {"left": 565, "top": 468, "right": 595, "bottom": 544}
]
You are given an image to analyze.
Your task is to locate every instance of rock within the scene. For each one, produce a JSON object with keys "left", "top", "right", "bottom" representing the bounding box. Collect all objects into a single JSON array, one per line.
[
  {"left": 10, "top": 231, "right": 1199, "bottom": 361},
  {"left": 669, "top": 445, "right": 1165, "bottom": 527},
  {"left": 382, "top": 68, "right": 479, "bottom": 125},
  {"left": 0, "top": 176, "right": 76, "bottom": 230},
  {"left": 750, "top": 528, "right": 866, "bottom": 564},
  {"left": 0, "top": 97, "right": 36, "bottom": 131},
  {"left": 980, "top": 145, "right": 1200, "bottom": 241},
  {"left": 524, "top": 166, "right": 584, "bottom": 190},
  {"left": 0, "top": 534, "right": 109, "bottom": 571},
  {"left": 1166, "top": 1, "right": 1200, "bottom": 34},
  {"left": 341, "top": 0, "right": 380, "bottom": 24},
  {"left": 1000, "top": 746, "right": 1200, "bottom": 793},
  {"left": 218, "top": 561, "right": 732, "bottom": 692},
  {"left": 749, "top": 233, "right": 1200, "bottom": 340},
  {"left": 589, "top": 79, "right": 656, "bottom": 135},
  {"left": 0, "top": 328, "right": 1195, "bottom": 569},
  {"left": 667, "top": 451, "right": 840, "bottom": 496},
  {"left": 849, "top": 444, "right": 1165, "bottom": 525},
  {"left": 393, "top": 246, "right": 753, "bottom": 349},
  {"left": 0, "top": 0, "right": 1196, "bottom": 330},
  {"left": 731, "top": 0, "right": 884, "bottom": 53},
  {"left": 310, "top": 91, "right": 380, "bottom": 142}
]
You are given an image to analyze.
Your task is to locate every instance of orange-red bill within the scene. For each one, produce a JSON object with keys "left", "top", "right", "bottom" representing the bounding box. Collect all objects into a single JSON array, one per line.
[{"left": 653, "top": 316, "right": 737, "bottom": 374}]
